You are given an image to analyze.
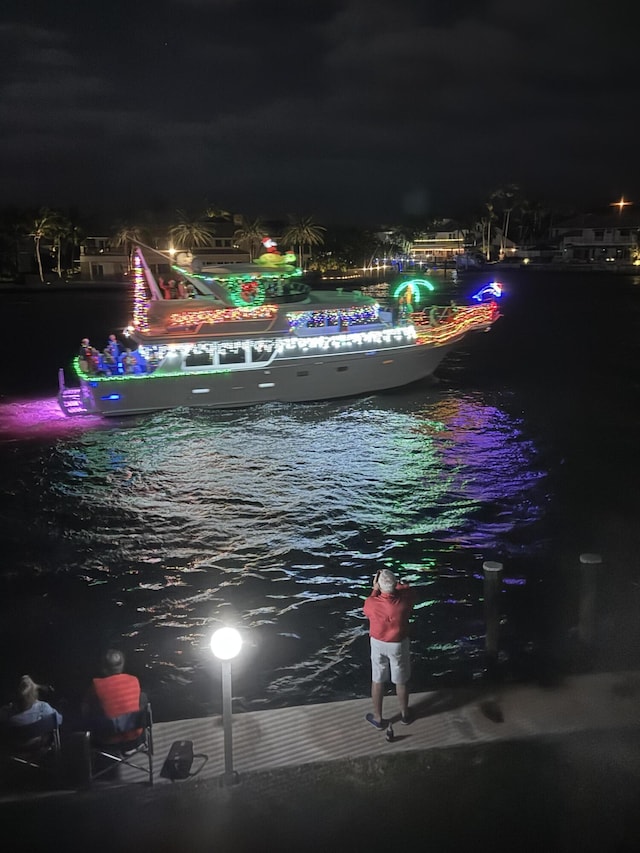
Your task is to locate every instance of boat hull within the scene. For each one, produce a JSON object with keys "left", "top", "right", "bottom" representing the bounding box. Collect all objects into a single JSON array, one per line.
[{"left": 70, "top": 340, "right": 460, "bottom": 416}]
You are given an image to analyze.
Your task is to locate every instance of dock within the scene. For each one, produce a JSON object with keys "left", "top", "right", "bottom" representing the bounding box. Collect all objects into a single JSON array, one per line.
[{"left": 3, "top": 670, "right": 640, "bottom": 852}]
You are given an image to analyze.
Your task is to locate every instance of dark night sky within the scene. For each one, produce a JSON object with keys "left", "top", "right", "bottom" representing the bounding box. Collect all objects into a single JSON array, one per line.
[{"left": 1, "top": 0, "right": 638, "bottom": 226}]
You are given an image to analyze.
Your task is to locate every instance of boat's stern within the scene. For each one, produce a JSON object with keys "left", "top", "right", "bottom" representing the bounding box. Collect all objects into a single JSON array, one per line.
[{"left": 57, "top": 367, "right": 98, "bottom": 416}]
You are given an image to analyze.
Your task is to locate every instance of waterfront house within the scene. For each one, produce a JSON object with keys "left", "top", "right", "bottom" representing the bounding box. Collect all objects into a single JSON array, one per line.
[{"left": 551, "top": 208, "right": 640, "bottom": 265}]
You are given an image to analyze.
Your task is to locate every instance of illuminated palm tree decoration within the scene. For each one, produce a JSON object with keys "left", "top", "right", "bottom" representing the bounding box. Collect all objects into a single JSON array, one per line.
[
  {"left": 29, "top": 208, "right": 59, "bottom": 282},
  {"left": 282, "top": 216, "right": 326, "bottom": 269},
  {"left": 233, "top": 217, "right": 265, "bottom": 262},
  {"left": 114, "top": 223, "right": 146, "bottom": 271},
  {"left": 169, "top": 210, "right": 216, "bottom": 255}
]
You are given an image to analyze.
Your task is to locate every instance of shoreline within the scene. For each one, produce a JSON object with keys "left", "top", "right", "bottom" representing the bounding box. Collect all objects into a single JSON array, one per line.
[{"left": 1, "top": 261, "right": 640, "bottom": 294}]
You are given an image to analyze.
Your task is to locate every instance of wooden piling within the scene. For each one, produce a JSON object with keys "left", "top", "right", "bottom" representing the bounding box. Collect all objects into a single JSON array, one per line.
[
  {"left": 578, "top": 553, "right": 603, "bottom": 646},
  {"left": 483, "top": 561, "right": 503, "bottom": 660}
]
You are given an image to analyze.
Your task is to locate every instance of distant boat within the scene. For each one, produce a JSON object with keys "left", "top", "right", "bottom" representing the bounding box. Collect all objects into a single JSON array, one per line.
[
  {"left": 58, "top": 247, "right": 501, "bottom": 417},
  {"left": 455, "top": 252, "right": 486, "bottom": 270}
]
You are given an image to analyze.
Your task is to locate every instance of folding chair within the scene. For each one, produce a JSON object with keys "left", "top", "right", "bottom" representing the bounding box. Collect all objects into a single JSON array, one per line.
[
  {"left": 84, "top": 703, "right": 154, "bottom": 787},
  {"left": 0, "top": 712, "right": 62, "bottom": 785}
]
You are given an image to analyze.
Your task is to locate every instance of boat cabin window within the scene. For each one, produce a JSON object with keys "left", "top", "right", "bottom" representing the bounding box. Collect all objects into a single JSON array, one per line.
[
  {"left": 251, "top": 345, "right": 275, "bottom": 363},
  {"left": 219, "top": 346, "right": 245, "bottom": 366},
  {"left": 185, "top": 350, "right": 213, "bottom": 367}
]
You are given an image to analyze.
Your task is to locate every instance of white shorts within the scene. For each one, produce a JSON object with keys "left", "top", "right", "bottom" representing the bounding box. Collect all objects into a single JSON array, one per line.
[{"left": 370, "top": 636, "right": 410, "bottom": 684}]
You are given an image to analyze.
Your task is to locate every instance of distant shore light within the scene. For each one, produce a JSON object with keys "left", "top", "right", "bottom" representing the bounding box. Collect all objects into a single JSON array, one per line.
[{"left": 610, "top": 196, "right": 632, "bottom": 213}]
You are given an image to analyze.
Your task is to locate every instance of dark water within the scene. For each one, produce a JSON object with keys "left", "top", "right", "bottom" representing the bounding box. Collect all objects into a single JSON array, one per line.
[{"left": 2, "top": 270, "right": 640, "bottom": 722}]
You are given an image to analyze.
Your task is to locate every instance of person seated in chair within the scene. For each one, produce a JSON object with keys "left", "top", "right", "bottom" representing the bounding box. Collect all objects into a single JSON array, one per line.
[
  {"left": 0, "top": 675, "right": 63, "bottom": 728},
  {"left": 82, "top": 649, "right": 146, "bottom": 746}
]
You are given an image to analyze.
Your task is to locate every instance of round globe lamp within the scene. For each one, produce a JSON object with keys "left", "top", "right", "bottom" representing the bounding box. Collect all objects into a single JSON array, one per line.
[{"left": 210, "top": 627, "right": 242, "bottom": 786}]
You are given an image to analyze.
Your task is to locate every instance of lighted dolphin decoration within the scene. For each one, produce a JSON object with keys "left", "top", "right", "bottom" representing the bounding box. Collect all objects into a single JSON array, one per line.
[{"left": 471, "top": 281, "right": 503, "bottom": 302}]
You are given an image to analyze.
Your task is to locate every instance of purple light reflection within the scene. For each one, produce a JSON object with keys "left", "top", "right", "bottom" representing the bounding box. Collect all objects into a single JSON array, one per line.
[{"left": 0, "top": 396, "right": 103, "bottom": 441}]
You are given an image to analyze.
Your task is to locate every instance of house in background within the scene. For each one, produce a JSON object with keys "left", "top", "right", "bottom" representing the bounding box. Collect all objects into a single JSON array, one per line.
[
  {"left": 79, "top": 224, "right": 252, "bottom": 280},
  {"left": 79, "top": 237, "right": 129, "bottom": 280},
  {"left": 551, "top": 207, "right": 640, "bottom": 265},
  {"left": 410, "top": 221, "right": 467, "bottom": 264}
]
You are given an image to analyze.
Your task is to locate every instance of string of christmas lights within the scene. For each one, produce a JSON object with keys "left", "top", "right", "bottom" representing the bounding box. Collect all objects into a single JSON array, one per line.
[
  {"left": 166, "top": 305, "right": 279, "bottom": 328},
  {"left": 414, "top": 303, "right": 499, "bottom": 344},
  {"left": 132, "top": 254, "right": 150, "bottom": 332},
  {"left": 287, "top": 305, "right": 379, "bottom": 329}
]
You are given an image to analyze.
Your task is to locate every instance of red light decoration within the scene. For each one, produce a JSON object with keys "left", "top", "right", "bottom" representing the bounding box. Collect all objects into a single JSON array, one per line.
[
  {"left": 413, "top": 302, "right": 499, "bottom": 343},
  {"left": 167, "top": 305, "right": 278, "bottom": 328}
]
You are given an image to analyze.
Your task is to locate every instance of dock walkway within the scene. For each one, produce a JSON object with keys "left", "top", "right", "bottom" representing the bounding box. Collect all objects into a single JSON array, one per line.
[
  {"left": 3, "top": 670, "right": 640, "bottom": 852},
  {"left": 146, "top": 669, "right": 640, "bottom": 784}
]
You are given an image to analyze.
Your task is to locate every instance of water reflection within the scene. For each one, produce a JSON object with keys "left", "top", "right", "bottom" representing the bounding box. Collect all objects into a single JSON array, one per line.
[{"left": 0, "top": 391, "right": 548, "bottom": 719}]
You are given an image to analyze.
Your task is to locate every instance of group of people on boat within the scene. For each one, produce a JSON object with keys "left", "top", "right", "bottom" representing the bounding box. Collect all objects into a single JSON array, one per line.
[
  {"left": 423, "top": 300, "right": 459, "bottom": 327},
  {"left": 78, "top": 335, "right": 148, "bottom": 376},
  {"left": 158, "top": 277, "right": 195, "bottom": 300}
]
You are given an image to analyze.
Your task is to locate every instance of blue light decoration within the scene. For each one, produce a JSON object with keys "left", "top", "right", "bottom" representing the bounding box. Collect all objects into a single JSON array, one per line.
[
  {"left": 392, "top": 278, "right": 435, "bottom": 306},
  {"left": 101, "top": 394, "right": 122, "bottom": 401},
  {"left": 471, "top": 281, "right": 503, "bottom": 302},
  {"left": 287, "top": 305, "right": 378, "bottom": 330}
]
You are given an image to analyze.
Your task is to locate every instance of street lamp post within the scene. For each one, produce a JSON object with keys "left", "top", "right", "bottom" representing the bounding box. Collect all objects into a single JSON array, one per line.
[{"left": 210, "top": 627, "right": 243, "bottom": 787}]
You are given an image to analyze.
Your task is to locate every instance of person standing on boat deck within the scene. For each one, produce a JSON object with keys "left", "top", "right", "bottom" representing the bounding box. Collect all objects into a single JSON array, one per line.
[
  {"left": 158, "top": 276, "right": 171, "bottom": 300},
  {"left": 106, "top": 333, "right": 122, "bottom": 361},
  {"left": 363, "top": 569, "right": 416, "bottom": 730},
  {"left": 78, "top": 338, "right": 93, "bottom": 372},
  {"left": 121, "top": 348, "right": 139, "bottom": 374},
  {"left": 102, "top": 348, "right": 117, "bottom": 375}
]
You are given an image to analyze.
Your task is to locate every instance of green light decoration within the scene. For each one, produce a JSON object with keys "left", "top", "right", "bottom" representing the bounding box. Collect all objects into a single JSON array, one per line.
[
  {"left": 73, "top": 356, "right": 232, "bottom": 382},
  {"left": 172, "top": 263, "right": 303, "bottom": 310},
  {"left": 226, "top": 277, "right": 267, "bottom": 308},
  {"left": 392, "top": 278, "right": 435, "bottom": 306}
]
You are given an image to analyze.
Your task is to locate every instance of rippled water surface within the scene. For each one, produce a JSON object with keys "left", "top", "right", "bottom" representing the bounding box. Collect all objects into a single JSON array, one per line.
[{"left": 2, "top": 270, "right": 640, "bottom": 721}]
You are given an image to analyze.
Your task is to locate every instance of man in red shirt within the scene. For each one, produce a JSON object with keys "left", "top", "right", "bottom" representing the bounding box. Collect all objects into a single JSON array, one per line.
[
  {"left": 83, "top": 649, "right": 144, "bottom": 744},
  {"left": 363, "top": 570, "right": 416, "bottom": 730}
]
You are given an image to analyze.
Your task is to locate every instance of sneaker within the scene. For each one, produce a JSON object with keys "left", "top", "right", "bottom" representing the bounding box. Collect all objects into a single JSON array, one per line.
[
  {"left": 365, "top": 713, "right": 386, "bottom": 731},
  {"left": 400, "top": 710, "right": 413, "bottom": 725}
]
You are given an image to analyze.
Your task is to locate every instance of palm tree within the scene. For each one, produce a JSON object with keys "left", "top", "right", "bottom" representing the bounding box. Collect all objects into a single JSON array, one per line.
[
  {"left": 168, "top": 210, "right": 216, "bottom": 254},
  {"left": 29, "top": 209, "right": 59, "bottom": 282},
  {"left": 384, "top": 226, "right": 417, "bottom": 271},
  {"left": 50, "top": 214, "right": 78, "bottom": 278},
  {"left": 481, "top": 201, "right": 498, "bottom": 261},
  {"left": 490, "top": 184, "right": 521, "bottom": 258},
  {"left": 113, "top": 223, "right": 146, "bottom": 271},
  {"left": 204, "top": 202, "right": 232, "bottom": 222},
  {"left": 282, "top": 215, "right": 326, "bottom": 269},
  {"left": 233, "top": 217, "right": 265, "bottom": 262},
  {"left": 312, "top": 225, "right": 378, "bottom": 272},
  {"left": 0, "top": 209, "right": 28, "bottom": 280}
]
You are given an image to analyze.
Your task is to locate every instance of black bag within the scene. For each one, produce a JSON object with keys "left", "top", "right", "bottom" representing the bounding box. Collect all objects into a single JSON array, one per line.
[{"left": 160, "top": 739, "right": 208, "bottom": 780}]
